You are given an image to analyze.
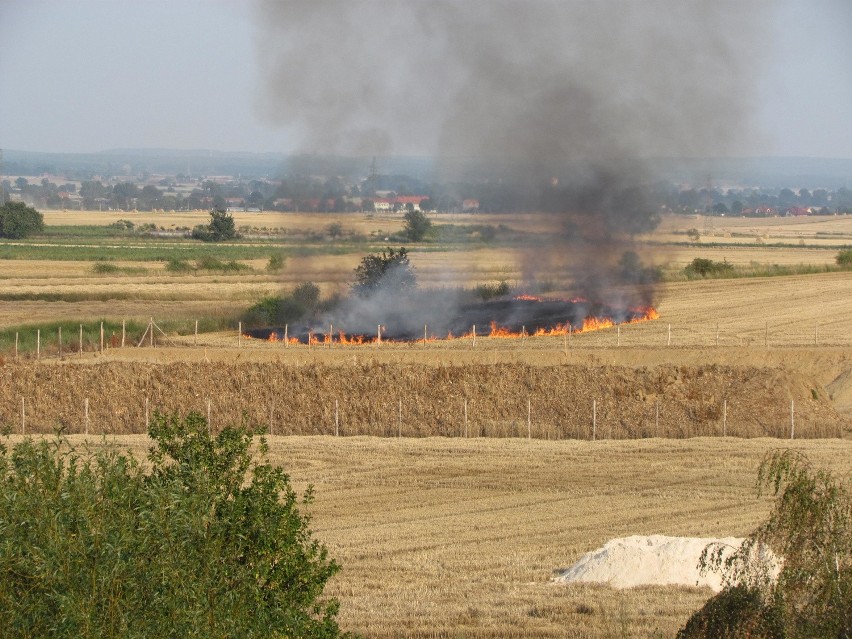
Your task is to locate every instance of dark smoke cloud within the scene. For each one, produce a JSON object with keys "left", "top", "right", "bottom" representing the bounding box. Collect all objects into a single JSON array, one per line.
[
  {"left": 255, "top": 1, "right": 767, "bottom": 162},
  {"left": 253, "top": 1, "right": 769, "bottom": 328}
]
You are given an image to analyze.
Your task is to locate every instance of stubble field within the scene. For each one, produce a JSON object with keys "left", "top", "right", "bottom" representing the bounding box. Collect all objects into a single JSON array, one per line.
[{"left": 1, "top": 209, "right": 851, "bottom": 637}]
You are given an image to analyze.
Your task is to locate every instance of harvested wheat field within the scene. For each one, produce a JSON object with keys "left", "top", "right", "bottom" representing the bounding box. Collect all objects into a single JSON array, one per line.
[{"left": 7, "top": 433, "right": 848, "bottom": 638}]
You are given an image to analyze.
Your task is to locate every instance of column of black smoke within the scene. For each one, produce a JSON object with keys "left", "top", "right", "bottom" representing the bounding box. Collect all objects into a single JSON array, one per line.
[{"left": 253, "top": 1, "right": 768, "bottom": 335}]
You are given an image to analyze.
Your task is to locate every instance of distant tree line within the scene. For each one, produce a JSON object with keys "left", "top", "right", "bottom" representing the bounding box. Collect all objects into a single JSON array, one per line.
[{"left": 4, "top": 172, "right": 852, "bottom": 215}]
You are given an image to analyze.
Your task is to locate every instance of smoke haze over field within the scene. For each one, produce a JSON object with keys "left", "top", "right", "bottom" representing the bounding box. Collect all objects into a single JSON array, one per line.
[
  {"left": 254, "top": 1, "right": 770, "bottom": 328},
  {"left": 255, "top": 1, "right": 768, "bottom": 165}
]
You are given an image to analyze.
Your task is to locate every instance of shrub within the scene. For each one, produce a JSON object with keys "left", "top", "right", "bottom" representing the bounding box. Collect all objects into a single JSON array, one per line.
[
  {"left": 352, "top": 247, "right": 416, "bottom": 297},
  {"left": 192, "top": 208, "right": 238, "bottom": 242},
  {"left": 403, "top": 209, "right": 432, "bottom": 241},
  {"left": 267, "top": 253, "right": 285, "bottom": 272},
  {"left": 0, "top": 201, "right": 44, "bottom": 239},
  {"left": 165, "top": 257, "right": 194, "bottom": 273},
  {"left": 0, "top": 414, "right": 346, "bottom": 638},
  {"left": 837, "top": 249, "right": 852, "bottom": 267},
  {"left": 682, "top": 450, "right": 851, "bottom": 638},
  {"left": 684, "top": 257, "right": 735, "bottom": 278},
  {"left": 476, "top": 281, "right": 511, "bottom": 300},
  {"left": 92, "top": 261, "right": 120, "bottom": 274}
]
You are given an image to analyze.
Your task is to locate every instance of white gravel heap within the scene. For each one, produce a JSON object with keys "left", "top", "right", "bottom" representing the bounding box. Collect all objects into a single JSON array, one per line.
[{"left": 552, "top": 535, "right": 749, "bottom": 592}]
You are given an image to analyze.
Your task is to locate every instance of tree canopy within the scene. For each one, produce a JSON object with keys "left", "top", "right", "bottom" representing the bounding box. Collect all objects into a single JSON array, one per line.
[
  {"left": 192, "top": 208, "right": 238, "bottom": 242},
  {"left": 403, "top": 209, "right": 432, "bottom": 241},
  {"left": 0, "top": 201, "right": 44, "bottom": 239},
  {"left": 0, "top": 413, "right": 346, "bottom": 638},
  {"left": 352, "top": 247, "right": 417, "bottom": 297}
]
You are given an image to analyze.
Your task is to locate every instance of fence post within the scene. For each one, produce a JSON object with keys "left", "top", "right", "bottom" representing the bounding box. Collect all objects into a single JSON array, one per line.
[
  {"left": 79, "top": 324, "right": 83, "bottom": 356},
  {"left": 121, "top": 320, "right": 126, "bottom": 348},
  {"left": 58, "top": 326, "right": 62, "bottom": 358},
  {"left": 723, "top": 399, "right": 727, "bottom": 437},
  {"left": 790, "top": 400, "right": 795, "bottom": 440},
  {"left": 15, "top": 332, "right": 18, "bottom": 359},
  {"left": 667, "top": 324, "right": 671, "bottom": 347},
  {"left": 37, "top": 329, "right": 40, "bottom": 359},
  {"left": 527, "top": 397, "right": 531, "bottom": 439},
  {"left": 101, "top": 322, "right": 105, "bottom": 352},
  {"left": 592, "top": 400, "right": 597, "bottom": 441}
]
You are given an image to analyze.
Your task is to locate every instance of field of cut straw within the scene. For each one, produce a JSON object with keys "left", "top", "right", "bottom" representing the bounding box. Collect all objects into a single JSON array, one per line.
[{"left": 9, "top": 433, "right": 848, "bottom": 638}]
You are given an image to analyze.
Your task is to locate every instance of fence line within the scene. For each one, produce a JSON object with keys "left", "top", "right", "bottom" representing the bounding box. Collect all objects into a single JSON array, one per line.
[
  {"left": 3, "top": 318, "right": 851, "bottom": 360},
  {"left": 3, "top": 394, "right": 842, "bottom": 441}
]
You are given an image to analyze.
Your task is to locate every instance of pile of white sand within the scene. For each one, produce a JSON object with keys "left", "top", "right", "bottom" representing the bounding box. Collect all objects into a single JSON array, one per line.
[{"left": 552, "top": 535, "right": 747, "bottom": 592}]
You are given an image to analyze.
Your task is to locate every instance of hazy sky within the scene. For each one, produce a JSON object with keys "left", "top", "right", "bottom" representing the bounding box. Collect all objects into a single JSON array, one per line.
[{"left": 1, "top": 0, "right": 850, "bottom": 158}]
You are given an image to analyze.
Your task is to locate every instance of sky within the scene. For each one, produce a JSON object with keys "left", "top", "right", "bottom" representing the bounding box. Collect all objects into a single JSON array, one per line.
[{"left": 1, "top": 0, "right": 851, "bottom": 159}]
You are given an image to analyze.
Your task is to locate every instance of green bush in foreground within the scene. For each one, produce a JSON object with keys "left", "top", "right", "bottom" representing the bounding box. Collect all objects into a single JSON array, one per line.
[
  {"left": 0, "top": 414, "right": 346, "bottom": 638},
  {"left": 680, "top": 450, "right": 851, "bottom": 638}
]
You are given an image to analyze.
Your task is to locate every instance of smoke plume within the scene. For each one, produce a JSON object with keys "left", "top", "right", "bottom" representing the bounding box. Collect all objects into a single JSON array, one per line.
[{"left": 253, "top": 1, "right": 768, "bottom": 331}]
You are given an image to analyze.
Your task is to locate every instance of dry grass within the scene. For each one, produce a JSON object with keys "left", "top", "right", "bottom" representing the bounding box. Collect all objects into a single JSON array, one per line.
[{"left": 8, "top": 433, "right": 848, "bottom": 638}]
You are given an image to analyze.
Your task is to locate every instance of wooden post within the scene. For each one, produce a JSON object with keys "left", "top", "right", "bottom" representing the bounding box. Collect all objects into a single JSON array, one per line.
[
  {"left": 101, "top": 322, "right": 105, "bottom": 351},
  {"left": 284, "top": 324, "right": 288, "bottom": 347},
  {"left": 464, "top": 399, "right": 468, "bottom": 438},
  {"left": 398, "top": 399, "right": 402, "bottom": 438},
  {"left": 472, "top": 324, "right": 476, "bottom": 348},
  {"left": 723, "top": 399, "right": 727, "bottom": 437},
  {"left": 563, "top": 332, "right": 567, "bottom": 356},
  {"left": 238, "top": 322, "right": 242, "bottom": 348},
  {"left": 424, "top": 324, "right": 428, "bottom": 347},
  {"left": 790, "top": 400, "right": 795, "bottom": 440},
  {"left": 377, "top": 324, "right": 382, "bottom": 345},
  {"left": 121, "top": 320, "right": 126, "bottom": 348},
  {"left": 527, "top": 397, "right": 531, "bottom": 439},
  {"left": 37, "top": 329, "right": 40, "bottom": 359},
  {"left": 21, "top": 397, "right": 25, "bottom": 435},
  {"left": 15, "top": 332, "right": 18, "bottom": 359},
  {"left": 655, "top": 399, "right": 659, "bottom": 437},
  {"left": 592, "top": 400, "right": 597, "bottom": 441},
  {"left": 195, "top": 320, "right": 198, "bottom": 346},
  {"left": 85, "top": 397, "right": 89, "bottom": 436},
  {"left": 667, "top": 324, "right": 671, "bottom": 347},
  {"left": 58, "top": 326, "right": 62, "bottom": 358},
  {"left": 617, "top": 325, "right": 621, "bottom": 347},
  {"left": 79, "top": 324, "right": 83, "bottom": 356}
]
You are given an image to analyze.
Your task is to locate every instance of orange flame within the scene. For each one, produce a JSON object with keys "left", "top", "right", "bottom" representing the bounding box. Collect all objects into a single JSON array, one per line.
[{"left": 241, "top": 306, "right": 659, "bottom": 346}]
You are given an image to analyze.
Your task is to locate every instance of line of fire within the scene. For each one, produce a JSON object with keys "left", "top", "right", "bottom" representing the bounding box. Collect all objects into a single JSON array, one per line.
[{"left": 243, "top": 296, "right": 659, "bottom": 345}]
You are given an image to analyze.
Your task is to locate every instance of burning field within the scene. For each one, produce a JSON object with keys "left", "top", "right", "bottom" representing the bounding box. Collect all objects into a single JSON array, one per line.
[{"left": 246, "top": 296, "right": 659, "bottom": 345}]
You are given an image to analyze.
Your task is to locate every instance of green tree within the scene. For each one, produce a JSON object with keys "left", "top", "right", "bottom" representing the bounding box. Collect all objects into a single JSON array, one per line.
[
  {"left": 0, "top": 201, "right": 44, "bottom": 238},
  {"left": 403, "top": 209, "right": 432, "bottom": 241},
  {"left": 837, "top": 249, "right": 852, "bottom": 267},
  {"left": 192, "top": 208, "right": 238, "bottom": 242},
  {"left": 0, "top": 414, "right": 346, "bottom": 638},
  {"left": 353, "top": 247, "right": 417, "bottom": 297},
  {"left": 681, "top": 450, "right": 851, "bottom": 638}
]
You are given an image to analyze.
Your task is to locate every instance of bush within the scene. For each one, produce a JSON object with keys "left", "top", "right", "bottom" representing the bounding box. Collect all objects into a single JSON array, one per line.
[
  {"left": 403, "top": 209, "right": 432, "bottom": 241},
  {"left": 677, "top": 585, "right": 784, "bottom": 639},
  {"left": 837, "top": 249, "right": 852, "bottom": 267},
  {"left": 243, "top": 282, "right": 323, "bottom": 326},
  {"left": 352, "top": 247, "right": 416, "bottom": 297},
  {"left": 267, "top": 253, "right": 285, "bottom": 272},
  {"left": 475, "top": 280, "right": 511, "bottom": 300},
  {"left": 0, "top": 201, "right": 44, "bottom": 239},
  {"left": 191, "top": 208, "right": 238, "bottom": 242},
  {"left": 682, "top": 450, "right": 851, "bottom": 638},
  {"left": 684, "top": 257, "right": 735, "bottom": 278},
  {"left": 0, "top": 414, "right": 345, "bottom": 638},
  {"left": 165, "top": 257, "right": 194, "bottom": 273}
]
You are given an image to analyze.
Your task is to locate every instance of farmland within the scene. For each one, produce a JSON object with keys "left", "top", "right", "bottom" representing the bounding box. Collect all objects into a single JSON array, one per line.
[{"left": 1, "top": 208, "right": 851, "bottom": 637}]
